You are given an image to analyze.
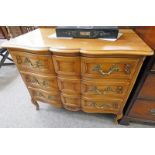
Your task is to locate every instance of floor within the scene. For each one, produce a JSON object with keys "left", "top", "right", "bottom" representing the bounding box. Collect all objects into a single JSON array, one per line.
[{"left": 0, "top": 64, "right": 154, "bottom": 128}]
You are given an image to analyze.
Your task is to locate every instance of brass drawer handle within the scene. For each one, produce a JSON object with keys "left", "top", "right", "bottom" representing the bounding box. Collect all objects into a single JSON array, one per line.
[
  {"left": 26, "top": 76, "right": 49, "bottom": 87},
  {"left": 150, "top": 109, "right": 155, "bottom": 115},
  {"left": 88, "top": 86, "right": 123, "bottom": 94},
  {"left": 16, "top": 56, "right": 43, "bottom": 68},
  {"left": 86, "top": 101, "right": 118, "bottom": 109},
  {"left": 92, "top": 64, "right": 119, "bottom": 76}
]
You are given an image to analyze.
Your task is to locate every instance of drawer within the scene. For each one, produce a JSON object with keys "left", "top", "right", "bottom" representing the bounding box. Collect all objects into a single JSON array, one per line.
[
  {"left": 128, "top": 99, "right": 155, "bottom": 121},
  {"left": 52, "top": 55, "right": 81, "bottom": 76},
  {"left": 138, "top": 74, "right": 155, "bottom": 100},
  {"left": 22, "top": 73, "right": 59, "bottom": 92},
  {"left": 10, "top": 51, "right": 56, "bottom": 75},
  {"left": 81, "top": 57, "right": 139, "bottom": 79},
  {"left": 29, "top": 88, "right": 62, "bottom": 107},
  {"left": 61, "top": 93, "right": 81, "bottom": 111},
  {"left": 82, "top": 97, "right": 122, "bottom": 113},
  {"left": 81, "top": 79, "right": 129, "bottom": 98},
  {"left": 58, "top": 77, "right": 81, "bottom": 95}
]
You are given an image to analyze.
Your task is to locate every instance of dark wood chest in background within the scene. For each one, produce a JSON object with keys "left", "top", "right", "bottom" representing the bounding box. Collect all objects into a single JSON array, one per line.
[{"left": 120, "top": 27, "right": 155, "bottom": 125}]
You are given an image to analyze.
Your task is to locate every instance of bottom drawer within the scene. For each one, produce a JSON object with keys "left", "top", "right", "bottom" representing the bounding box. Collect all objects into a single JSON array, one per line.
[
  {"left": 128, "top": 99, "right": 155, "bottom": 121},
  {"left": 29, "top": 88, "right": 62, "bottom": 108},
  {"left": 82, "top": 97, "right": 122, "bottom": 113},
  {"left": 61, "top": 93, "right": 81, "bottom": 111}
]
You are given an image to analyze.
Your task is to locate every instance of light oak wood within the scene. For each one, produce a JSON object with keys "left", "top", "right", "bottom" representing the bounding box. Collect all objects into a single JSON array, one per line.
[
  {"left": 58, "top": 77, "right": 81, "bottom": 95},
  {"left": 1, "top": 28, "right": 153, "bottom": 55},
  {"left": 61, "top": 93, "right": 81, "bottom": 111},
  {"left": 52, "top": 55, "right": 81, "bottom": 76},
  {"left": 2, "top": 28, "right": 154, "bottom": 122}
]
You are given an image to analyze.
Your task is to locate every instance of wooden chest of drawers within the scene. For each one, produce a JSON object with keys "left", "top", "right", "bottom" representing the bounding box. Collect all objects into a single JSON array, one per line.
[{"left": 1, "top": 28, "right": 153, "bottom": 122}]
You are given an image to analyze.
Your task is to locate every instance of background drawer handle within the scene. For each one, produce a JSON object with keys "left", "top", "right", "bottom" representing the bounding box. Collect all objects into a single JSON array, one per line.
[
  {"left": 92, "top": 64, "right": 119, "bottom": 76},
  {"left": 150, "top": 109, "right": 155, "bottom": 115}
]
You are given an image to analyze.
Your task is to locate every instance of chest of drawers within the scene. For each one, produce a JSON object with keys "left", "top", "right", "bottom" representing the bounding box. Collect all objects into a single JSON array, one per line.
[{"left": 1, "top": 28, "right": 153, "bottom": 122}]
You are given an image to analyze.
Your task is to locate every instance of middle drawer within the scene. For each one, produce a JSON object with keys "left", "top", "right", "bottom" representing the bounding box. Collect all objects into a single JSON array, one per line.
[
  {"left": 57, "top": 76, "right": 81, "bottom": 95},
  {"left": 82, "top": 79, "right": 130, "bottom": 98},
  {"left": 21, "top": 73, "right": 59, "bottom": 92}
]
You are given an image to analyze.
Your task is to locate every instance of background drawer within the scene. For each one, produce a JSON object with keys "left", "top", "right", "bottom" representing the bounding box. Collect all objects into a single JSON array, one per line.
[
  {"left": 53, "top": 55, "right": 81, "bottom": 76},
  {"left": 58, "top": 77, "right": 81, "bottom": 95},
  {"left": 138, "top": 74, "right": 155, "bottom": 100},
  {"left": 128, "top": 99, "right": 155, "bottom": 121},
  {"left": 81, "top": 57, "right": 139, "bottom": 79},
  {"left": 22, "top": 73, "right": 59, "bottom": 91},
  {"left": 10, "top": 51, "right": 55, "bottom": 75},
  {"left": 81, "top": 79, "right": 129, "bottom": 98},
  {"left": 61, "top": 93, "right": 81, "bottom": 111},
  {"left": 82, "top": 97, "right": 122, "bottom": 113}
]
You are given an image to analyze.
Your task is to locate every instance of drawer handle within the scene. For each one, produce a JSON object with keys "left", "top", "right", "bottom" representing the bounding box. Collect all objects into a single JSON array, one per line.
[
  {"left": 16, "top": 56, "right": 44, "bottom": 68},
  {"left": 92, "top": 64, "right": 119, "bottom": 76},
  {"left": 124, "top": 64, "right": 132, "bottom": 74},
  {"left": 150, "top": 109, "right": 155, "bottom": 115},
  {"left": 86, "top": 101, "right": 118, "bottom": 109},
  {"left": 24, "top": 58, "right": 43, "bottom": 68},
  {"left": 26, "top": 76, "right": 49, "bottom": 87},
  {"left": 88, "top": 86, "right": 123, "bottom": 94}
]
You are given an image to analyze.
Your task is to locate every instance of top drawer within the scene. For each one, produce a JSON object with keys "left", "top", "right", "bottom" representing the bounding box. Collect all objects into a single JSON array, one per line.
[
  {"left": 52, "top": 55, "right": 81, "bottom": 76},
  {"left": 81, "top": 57, "right": 140, "bottom": 79},
  {"left": 10, "top": 51, "right": 56, "bottom": 75}
]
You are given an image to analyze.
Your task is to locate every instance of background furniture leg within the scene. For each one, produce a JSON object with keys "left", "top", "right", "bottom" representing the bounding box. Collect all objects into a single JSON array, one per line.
[{"left": 119, "top": 118, "right": 130, "bottom": 125}]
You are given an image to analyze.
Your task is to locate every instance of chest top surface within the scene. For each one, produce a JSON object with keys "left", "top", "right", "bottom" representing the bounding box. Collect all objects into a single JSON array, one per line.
[{"left": 1, "top": 28, "right": 153, "bottom": 56}]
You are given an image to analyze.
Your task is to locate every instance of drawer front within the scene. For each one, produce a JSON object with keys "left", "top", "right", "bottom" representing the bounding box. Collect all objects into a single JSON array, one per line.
[
  {"left": 138, "top": 74, "right": 155, "bottom": 100},
  {"left": 82, "top": 97, "right": 122, "bottom": 113},
  {"left": 22, "top": 73, "right": 59, "bottom": 92},
  {"left": 81, "top": 79, "right": 129, "bottom": 98},
  {"left": 10, "top": 51, "right": 55, "bottom": 75},
  {"left": 61, "top": 93, "right": 81, "bottom": 111},
  {"left": 53, "top": 55, "right": 81, "bottom": 76},
  {"left": 129, "top": 99, "right": 155, "bottom": 121},
  {"left": 29, "top": 88, "right": 62, "bottom": 107},
  {"left": 58, "top": 77, "right": 81, "bottom": 95},
  {"left": 81, "top": 57, "right": 139, "bottom": 79}
]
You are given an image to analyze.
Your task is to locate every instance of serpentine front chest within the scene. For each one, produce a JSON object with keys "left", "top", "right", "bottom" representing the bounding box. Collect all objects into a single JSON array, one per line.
[{"left": 1, "top": 28, "right": 153, "bottom": 122}]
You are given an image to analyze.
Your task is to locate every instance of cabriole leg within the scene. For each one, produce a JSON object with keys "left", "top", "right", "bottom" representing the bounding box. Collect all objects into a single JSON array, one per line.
[
  {"left": 115, "top": 113, "right": 123, "bottom": 123},
  {"left": 31, "top": 98, "right": 39, "bottom": 110}
]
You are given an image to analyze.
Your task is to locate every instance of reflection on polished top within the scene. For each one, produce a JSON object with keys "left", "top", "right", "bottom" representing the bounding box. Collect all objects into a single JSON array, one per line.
[{"left": 1, "top": 28, "right": 153, "bottom": 55}]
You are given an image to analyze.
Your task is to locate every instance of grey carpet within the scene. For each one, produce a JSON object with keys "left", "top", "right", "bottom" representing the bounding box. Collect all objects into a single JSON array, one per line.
[{"left": 0, "top": 64, "right": 153, "bottom": 128}]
